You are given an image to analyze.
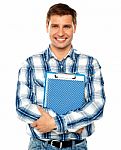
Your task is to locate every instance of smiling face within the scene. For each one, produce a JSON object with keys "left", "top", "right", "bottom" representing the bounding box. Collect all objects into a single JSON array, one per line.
[{"left": 46, "top": 15, "right": 76, "bottom": 52}]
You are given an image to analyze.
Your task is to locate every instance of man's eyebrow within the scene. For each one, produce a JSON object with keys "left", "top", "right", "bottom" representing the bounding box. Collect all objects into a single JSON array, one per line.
[
  {"left": 63, "top": 24, "right": 72, "bottom": 26},
  {"left": 51, "top": 23, "right": 59, "bottom": 25}
]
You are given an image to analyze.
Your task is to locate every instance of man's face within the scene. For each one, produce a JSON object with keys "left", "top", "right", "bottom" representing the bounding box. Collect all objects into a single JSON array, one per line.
[{"left": 46, "top": 15, "right": 76, "bottom": 51}]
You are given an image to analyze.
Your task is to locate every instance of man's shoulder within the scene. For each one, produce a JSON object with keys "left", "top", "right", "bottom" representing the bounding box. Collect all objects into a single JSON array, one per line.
[
  {"left": 25, "top": 48, "right": 50, "bottom": 63},
  {"left": 27, "top": 50, "right": 46, "bottom": 60},
  {"left": 21, "top": 49, "right": 47, "bottom": 68},
  {"left": 74, "top": 49, "right": 94, "bottom": 59},
  {"left": 74, "top": 49, "right": 100, "bottom": 67}
]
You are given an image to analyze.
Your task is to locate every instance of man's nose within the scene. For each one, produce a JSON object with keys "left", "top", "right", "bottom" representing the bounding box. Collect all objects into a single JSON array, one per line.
[{"left": 58, "top": 28, "right": 64, "bottom": 36}]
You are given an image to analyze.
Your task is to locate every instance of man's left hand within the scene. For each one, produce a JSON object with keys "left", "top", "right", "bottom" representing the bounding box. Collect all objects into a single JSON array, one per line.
[{"left": 31, "top": 106, "right": 57, "bottom": 133}]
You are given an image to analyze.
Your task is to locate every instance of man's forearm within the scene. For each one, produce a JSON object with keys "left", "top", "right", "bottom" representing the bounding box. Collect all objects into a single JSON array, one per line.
[{"left": 16, "top": 103, "right": 41, "bottom": 124}]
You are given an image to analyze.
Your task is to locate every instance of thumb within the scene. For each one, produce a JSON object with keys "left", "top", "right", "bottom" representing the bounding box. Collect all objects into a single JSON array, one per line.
[{"left": 38, "top": 106, "right": 46, "bottom": 115}]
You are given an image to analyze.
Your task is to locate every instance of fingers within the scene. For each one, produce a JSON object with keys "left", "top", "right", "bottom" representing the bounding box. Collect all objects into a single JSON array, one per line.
[
  {"left": 31, "top": 121, "right": 37, "bottom": 127},
  {"left": 31, "top": 122, "right": 47, "bottom": 133},
  {"left": 76, "top": 127, "right": 84, "bottom": 134}
]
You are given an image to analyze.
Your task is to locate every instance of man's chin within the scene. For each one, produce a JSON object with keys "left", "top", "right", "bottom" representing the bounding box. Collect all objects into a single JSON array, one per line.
[{"left": 51, "top": 44, "right": 71, "bottom": 50}]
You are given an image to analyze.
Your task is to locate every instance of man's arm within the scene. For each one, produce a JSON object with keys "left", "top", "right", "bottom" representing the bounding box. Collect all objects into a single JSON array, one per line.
[
  {"left": 31, "top": 106, "right": 84, "bottom": 133},
  {"left": 31, "top": 58, "right": 106, "bottom": 133},
  {"left": 16, "top": 60, "right": 41, "bottom": 123},
  {"left": 31, "top": 106, "right": 57, "bottom": 133},
  {"left": 58, "top": 58, "right": 106, "bottom": 132}
]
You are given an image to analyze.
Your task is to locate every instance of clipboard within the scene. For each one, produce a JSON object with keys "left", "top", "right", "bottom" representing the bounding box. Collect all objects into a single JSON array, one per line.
[{"left": 43, "top": 72, "right": 86, "bottom": 115}]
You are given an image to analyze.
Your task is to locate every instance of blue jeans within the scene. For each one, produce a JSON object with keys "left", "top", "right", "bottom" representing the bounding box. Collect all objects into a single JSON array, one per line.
[{"left": 28, "top": 138, "right": 87, "bottom": 150}]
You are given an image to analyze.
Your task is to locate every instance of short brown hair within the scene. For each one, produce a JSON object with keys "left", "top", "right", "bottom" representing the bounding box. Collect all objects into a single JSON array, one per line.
[{"left": 46, "top": 3, "right": 77, "bottom": 25}]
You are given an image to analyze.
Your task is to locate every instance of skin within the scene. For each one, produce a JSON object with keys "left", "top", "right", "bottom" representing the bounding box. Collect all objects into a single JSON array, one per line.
[
  {"left": 46, "top": 15, "right": 76, "bottom": 60},
  {"left": 31, "top": 106, "right": 56, "bottom": 133},
  {"left": 31, "top": 15, "right": 83, "bottom": 134}
]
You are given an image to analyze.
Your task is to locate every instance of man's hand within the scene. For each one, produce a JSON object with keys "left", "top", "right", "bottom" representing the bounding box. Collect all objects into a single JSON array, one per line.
[
  {"left": 31, "top": 106, "right": 57, "bottom": 133},
  {"left": 76, "top": 127, "right": 84, "bottom": 134}
]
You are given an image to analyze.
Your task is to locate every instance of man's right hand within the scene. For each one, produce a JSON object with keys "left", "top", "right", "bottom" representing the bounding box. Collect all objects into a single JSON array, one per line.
[{"left": 31, "top": 106, "right": 57, "bottom": 133}]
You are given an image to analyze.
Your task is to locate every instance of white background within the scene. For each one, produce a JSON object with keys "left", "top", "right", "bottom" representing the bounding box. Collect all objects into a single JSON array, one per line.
[{"left": 0, "top": 0, "right": 121, "bottom": 149}]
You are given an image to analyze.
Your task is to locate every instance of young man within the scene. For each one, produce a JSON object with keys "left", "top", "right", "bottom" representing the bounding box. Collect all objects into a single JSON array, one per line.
[{"left": 16, "top": 3, "right": 106, "bottom": 150}]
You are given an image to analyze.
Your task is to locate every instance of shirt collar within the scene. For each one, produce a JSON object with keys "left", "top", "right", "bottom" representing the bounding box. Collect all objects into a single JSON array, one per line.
[{"left": 44, "top": 45, "right": 78, "bottom": 62}]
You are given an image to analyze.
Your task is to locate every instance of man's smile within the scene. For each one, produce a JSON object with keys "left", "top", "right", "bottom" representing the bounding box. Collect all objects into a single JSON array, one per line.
[{"left": 54, "top": 37, "right": 68, "bottom": 42}]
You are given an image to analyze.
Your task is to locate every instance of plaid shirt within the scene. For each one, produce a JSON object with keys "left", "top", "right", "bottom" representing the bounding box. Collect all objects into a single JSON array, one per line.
[{"left": 16, "top": 47, "right": 106, "bottom": 141}]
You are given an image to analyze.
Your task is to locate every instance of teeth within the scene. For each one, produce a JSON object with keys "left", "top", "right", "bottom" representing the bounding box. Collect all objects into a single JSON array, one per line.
[{"left": 57, "top": 38, "right": 65, "bottom": 41}]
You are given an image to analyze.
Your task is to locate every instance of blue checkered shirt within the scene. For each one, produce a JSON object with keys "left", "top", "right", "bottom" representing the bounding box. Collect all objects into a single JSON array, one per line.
[{"left": 16, "top": 47, "right": 106, "bottom": 141}]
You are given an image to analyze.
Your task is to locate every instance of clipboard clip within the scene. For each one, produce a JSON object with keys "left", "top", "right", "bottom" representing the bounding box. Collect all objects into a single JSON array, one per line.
[{"left": 54, "top": 73, "right": 76, "bottom": 79}]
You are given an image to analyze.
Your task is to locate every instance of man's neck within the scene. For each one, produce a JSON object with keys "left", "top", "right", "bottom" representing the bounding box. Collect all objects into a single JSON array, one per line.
[{"left": 50, "top": 45, "right": 72, "bottom": 61}]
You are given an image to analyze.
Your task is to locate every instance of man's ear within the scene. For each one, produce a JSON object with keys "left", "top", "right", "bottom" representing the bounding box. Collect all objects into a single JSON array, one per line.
[
  {"left": 46, "top": 19, "right": 49, "bottom": 33},
  {"left": 73, "top": 24, "right": 76, "bottom": 33}
]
